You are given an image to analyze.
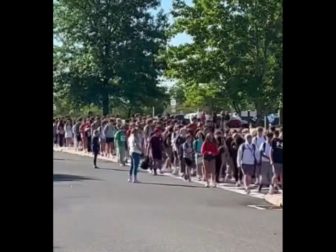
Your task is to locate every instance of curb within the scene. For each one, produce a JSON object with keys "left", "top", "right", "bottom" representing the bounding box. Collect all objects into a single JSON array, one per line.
[
  {"left": 54, "top": 147, "right": 282, "bottom": 202},
  {"left": 264, "top": 194, "right": 283, "bottom": 208}
]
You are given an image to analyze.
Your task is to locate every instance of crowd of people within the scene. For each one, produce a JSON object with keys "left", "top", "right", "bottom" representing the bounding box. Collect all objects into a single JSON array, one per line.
[{"left": 53, "top": 113, "right": 283, "bottom": 194}]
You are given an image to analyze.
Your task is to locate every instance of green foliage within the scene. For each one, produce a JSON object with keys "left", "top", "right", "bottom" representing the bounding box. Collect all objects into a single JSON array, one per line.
[
  {"left": 54, "top": 0, "right": 169, "bottom": 115},
  {"left": 166, "top": 0, "right": 282, "bottom": 116}
]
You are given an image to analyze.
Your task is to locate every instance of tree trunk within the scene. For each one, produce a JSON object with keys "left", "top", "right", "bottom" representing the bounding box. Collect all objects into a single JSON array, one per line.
[{"left": 102, "top": 93, "right": 109, "bottom": 116}]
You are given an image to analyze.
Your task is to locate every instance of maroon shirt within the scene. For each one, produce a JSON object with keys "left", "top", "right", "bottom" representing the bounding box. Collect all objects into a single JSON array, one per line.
[{"left": 149, "top": 135, "right": 163, "bottom": 160}]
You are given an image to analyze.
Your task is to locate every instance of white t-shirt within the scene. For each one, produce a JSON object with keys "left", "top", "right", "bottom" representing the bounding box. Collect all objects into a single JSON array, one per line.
[{"left": 259, "top": 142, "right": 272, "bottom": 162}]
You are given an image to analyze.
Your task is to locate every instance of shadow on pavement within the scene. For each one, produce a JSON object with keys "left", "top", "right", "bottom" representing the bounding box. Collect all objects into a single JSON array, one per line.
[
  {"left": 97, "top": 167, "right": 146, "bottom": 173},
  {"left": 139, "top": 181, "right": 204, "bottom": 188},
  {"left": 53, "top": 174, "right": 100, "bottom": 182}
]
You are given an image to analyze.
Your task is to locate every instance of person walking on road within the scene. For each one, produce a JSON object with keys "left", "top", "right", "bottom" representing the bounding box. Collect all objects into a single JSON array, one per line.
[
  {"left": 237, "top": 134, "right": 258, "bottom": 194},
  {"left": 128, "top": 128, "right": 143, "bottom": 183},
  {"left": 193, "top": 131, "right": 204, "bottom": 181},
  {"left": 269, "top": 130, "right": 283, "bottom": 194},
  {"left": 92, "top": 130, "right": 100, "bottom": 169},
  {"left": 201, "top": 132, "right": 219, "bottom": 188},
  {"left": 258, "top": 132, "right": 273, "bottom": 192},
  {"left": 252, "top": 127, "right": 266, "bottom": 185},
  {"left": 182, "top": 133, "right": 194, "bottom": 182},
  {"left": 148, "top": 128, "right": 164, "bottom": 176}
]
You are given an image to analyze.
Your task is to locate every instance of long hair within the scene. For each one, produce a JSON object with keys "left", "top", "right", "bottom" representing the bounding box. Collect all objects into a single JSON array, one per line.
[{"left": 204, "top": 133, "right": 215, "bottom": 144}]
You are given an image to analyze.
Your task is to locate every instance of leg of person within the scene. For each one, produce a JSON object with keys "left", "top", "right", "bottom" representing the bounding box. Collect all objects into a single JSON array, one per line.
[
  {"left": 215, "top": 154, "right": 221, "bottom": 183},
  {"left": 211, "top": 159, "right": 217, "bottom": 187},
  {"left": 120, "top": 147, "right": 126, "bottom": 166},
  {"left": 129, "top": 153, "right": 134, "bottom": 182},
  {"left": 203, "top": 160, "right": 210, "bottom": 187},
  {"left": 132, "top": 152, "right": 141, "bottom": 182},
  {"left": 87, "top": 136, "right": 92, "bottom": 152},
  {"left": 241, "top": 165, "right": 249, "bottom": 193},
  {"left": 259, "top": 162, "right": 267, "bottom": 192},
  {"left": 179, "top": 155, "right": 185, "bottom": 176}
]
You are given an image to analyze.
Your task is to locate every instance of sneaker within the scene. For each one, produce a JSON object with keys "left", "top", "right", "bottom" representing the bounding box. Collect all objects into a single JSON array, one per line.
[
  {"left": 133, "top": 178, "right": 140, "bottom": 183},
  {"left": 235, "top": 181, "right": 241, "bottom": 187},
  {"left": 258, "top": 184, "right": 263, "bottom": 192},
  {"left": 128, "top": 177, "right": 132, "bottom": 183},
  {"left": 205, "top": 183, "right": 210, "bottom": 188},
  {"left": 246, "top": 188, "right": 251, "bottom": 194}
]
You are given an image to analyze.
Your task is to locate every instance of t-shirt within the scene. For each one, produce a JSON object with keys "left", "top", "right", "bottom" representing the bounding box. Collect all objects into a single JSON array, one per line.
[
  {"left": 271, "top": 138, "right": 283, "bottom": 164},
  {"left": 183, "top": 141, "right": 194, "bottom": 159},
  {"left": 114, "top": 130, "right": 126, "bottom": 149},
  {"left": 193, "top": 139, "right": 203, "bottom": 154}
]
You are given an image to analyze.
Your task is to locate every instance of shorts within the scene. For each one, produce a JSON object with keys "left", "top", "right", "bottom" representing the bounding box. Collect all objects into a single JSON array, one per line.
[
  {"left": 241, "top": 164, "right": 255, "bottom": 176},
  {"left": 273, "top": 163, "right": 283, "bottom": 176},
  {"left": 106, "top": 137, "right": 114, "bottom": 143},
  {"left": 184, "top": 158, "right": 193, "bottom": 167}
]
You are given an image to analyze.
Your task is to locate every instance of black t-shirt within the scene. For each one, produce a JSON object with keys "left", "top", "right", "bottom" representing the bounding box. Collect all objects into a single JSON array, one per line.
[{"left": 271, "top": 138, "right": 283, "bottom": 164}]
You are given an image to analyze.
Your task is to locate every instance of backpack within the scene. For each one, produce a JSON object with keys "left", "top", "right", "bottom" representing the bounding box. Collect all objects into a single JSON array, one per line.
[{"left": 241, "top": 143, "right": 257, "bottom": 165}]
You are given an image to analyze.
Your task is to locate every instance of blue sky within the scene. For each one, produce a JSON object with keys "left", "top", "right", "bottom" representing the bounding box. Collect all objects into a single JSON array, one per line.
[{"left": 158, "top": 0, "right": 193, "bottom": 46}]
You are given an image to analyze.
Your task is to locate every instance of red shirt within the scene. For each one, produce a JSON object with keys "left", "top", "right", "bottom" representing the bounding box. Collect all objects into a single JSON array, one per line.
[{"left": 201, "top": 141, "right": 219, "bottom": 156}]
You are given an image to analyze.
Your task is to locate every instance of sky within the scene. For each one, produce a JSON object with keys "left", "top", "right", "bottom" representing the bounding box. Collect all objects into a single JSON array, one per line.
[{"left": 158, "top": 0, "right": 193, "bottom": 46}]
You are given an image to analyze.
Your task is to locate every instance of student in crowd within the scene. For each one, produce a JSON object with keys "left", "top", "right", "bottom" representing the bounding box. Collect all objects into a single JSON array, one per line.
[
  {"left": 92, "top": 130, "right": 100, "bottom": 169},
  {"left": 229, "top": 133, "right": 245, "bottom": 186},
  {"left": 258, "top": 132, "right": 273, "bottom": 192},
  {"left": 269, "top": 130, "right": 283, "bottom": 194},
  {"left": 98, "top": 120, "right": 107, "bottom": 156},
  {"left": 237, "top": 134, "right": 258, "bottom": 194},
  {"left": 163, "top": 126, "right": 173, "bottom": 172},
  {"left": 57, "top": 119, "right": 65, "bottom": 147},
  {"left": 64, "top": 119, "right": 73, "bottom": 147},
  {"left": 53, "top": 119, "right": 58, "bottom": 146},
  {"left": 104, "top": 119, "right": 116, "bottom": 158},
  {"left": 114, "top": 125, "right": 127, "bottom": 166},
  {"left": 214, "top": 130, "right": 225, "bottom": 183},
  {"left": 79, "top": 119, "right": 87, "bottom": 151},
  {"left": 128, "top": 128, "right": 143, "bottom": 183},
  {"left": 148, "top": 128, "right": 164, "bottom": 176},
  {"left": 252, "top": 127, "right": 266, "bottom": 185},
  {"left": 193, "top": 131, "right": 204, "bottom": 181},
  {"left": 182, "top": 133, "right": 194, "bottom": 182},
  {"left": 201, "top": 132, "right": 219, "bottom": 188}
]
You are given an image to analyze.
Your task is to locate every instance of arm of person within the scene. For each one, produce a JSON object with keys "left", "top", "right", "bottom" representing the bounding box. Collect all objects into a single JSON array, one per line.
[{"left": 237, "top": 145, "right": 243, "bottom": 168}]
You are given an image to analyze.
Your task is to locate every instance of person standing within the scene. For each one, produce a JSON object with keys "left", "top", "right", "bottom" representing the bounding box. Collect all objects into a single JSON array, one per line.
[
  {"left": 128, "top": 128, "right": 143, "bottom": 183},
  {"left": 104, "top": 119, "right": 115, "bottom": 158},
  {"left": 64, "top": 119, "right": 73, "bottom": 147},
  {"left": 269, "top": 130, "right": 283, "bottom": 194},
  {"left": 193, "top": 131, "right": 204, "bottom": 181},
  {"left": 201, "top": 132, "right": 219, "bottom": 188},
  {"left": 252, "top": 127, "right": 266, "bottom": 185},
  {"left": 92, "top": 130, "right": 100, "bottom": 169},
  {"left": 229, "top": 133, "right": 245, "bottom": 186},
  {"left": 148, "top": 128, "right": 164, "bottom": 176},
  {"left": 258, "top": 132, "right": 273, "bottom": 192},
  {"left": 114, "top": 125, "right": 127, "bottom": 166},
  {"left": 237, "top": 134, "right": 258, "bottom": 194},
  {"left": 57, "top": 119, "right": 65, "bottom": 147},
  {"left": 182, "top": 134, "right": 194, "bottom": 182}
]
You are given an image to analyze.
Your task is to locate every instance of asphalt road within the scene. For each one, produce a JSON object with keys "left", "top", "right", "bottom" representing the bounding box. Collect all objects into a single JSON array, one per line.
[{"left": 54, "top": 152, "right": 282, "bottom": 252}]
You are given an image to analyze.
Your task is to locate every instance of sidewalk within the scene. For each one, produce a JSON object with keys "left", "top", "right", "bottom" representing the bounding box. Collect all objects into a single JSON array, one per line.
[
  {"left": 264, "top": 194, "right": 283, "bottom": 208},
  {"left": 53, "top": 146, "right": 282, "bottom": 204}
]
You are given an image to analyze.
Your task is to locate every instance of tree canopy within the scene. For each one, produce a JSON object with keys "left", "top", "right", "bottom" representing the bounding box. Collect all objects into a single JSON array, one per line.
[{"left": 54, "top": 0, "right": 169, "bottom": 116}]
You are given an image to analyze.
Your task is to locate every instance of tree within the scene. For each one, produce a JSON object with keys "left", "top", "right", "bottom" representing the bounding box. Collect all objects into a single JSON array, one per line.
[
  {"left": 166, "top": 0, "right": 282, "bottom": 118},
  {"left": 54, "top": 0, "right": 169, "bottom": 115}
]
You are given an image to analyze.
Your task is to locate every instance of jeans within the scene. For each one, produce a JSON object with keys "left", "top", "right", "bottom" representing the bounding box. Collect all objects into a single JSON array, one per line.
[{"left": 130, "top": 152, "right": 141, "bottom": 177}]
